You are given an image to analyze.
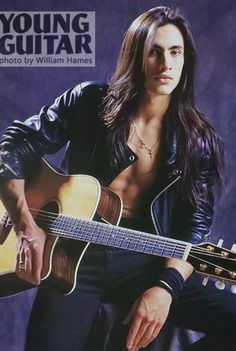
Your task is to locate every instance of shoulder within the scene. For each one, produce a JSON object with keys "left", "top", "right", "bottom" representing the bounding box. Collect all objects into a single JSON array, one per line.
[
  {"left": 74, "top": 81, "right": 109, "bottom": 97},
  {"left": 56, "top": 81, "right": 109, "bottom": 111}
]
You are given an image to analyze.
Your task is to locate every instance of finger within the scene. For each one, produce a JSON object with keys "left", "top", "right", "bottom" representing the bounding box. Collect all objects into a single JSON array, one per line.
[
  {"left": 126, "top": 315, "right": 143, "bottom": 350},
  {"left": 16, "top": 237, "right": 22, "bottom": 252},
  {"left": 25, "top": 248, "right": 39, "bottom": 285},
  {"left": 136, "top": 322, "right": 161, "bottom": 349},
  {"left": 153, "top": 323, "right": 162, "bottom": 338},
  {"left": 25, "top": 247, "right": 32, "bottom": 273},
  {"left": 16, "top": 230, "right": 24, "bottom": 246},
  {"left": 31, "top": 250, "right": 42, "bottom": 285},
  {"left": 130, "top": 320, "right": 150, "bottom": 350}
]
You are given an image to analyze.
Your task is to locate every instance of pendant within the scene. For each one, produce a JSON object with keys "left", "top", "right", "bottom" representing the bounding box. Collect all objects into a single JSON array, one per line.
[{"left": 139, "top": 141, "right": 145, "bottom": 149}]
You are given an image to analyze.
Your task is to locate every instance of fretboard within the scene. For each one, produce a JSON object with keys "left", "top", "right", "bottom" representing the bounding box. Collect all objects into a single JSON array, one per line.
[{"left": 38, "top": 213, "right": 189, "bottom": 260}]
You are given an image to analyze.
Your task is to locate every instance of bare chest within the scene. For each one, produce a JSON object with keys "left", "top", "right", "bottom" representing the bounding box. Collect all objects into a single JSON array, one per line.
[{"left": 109, "top": 138, "right": 160, "bottom": 218}]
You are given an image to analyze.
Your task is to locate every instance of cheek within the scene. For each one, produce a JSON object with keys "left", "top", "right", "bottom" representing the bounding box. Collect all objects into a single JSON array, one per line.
[
  {"left": 146, "top": 57, "right": 158, "bottom": 74},
  {"left": 175, "top": 60, "right": 184, "bottom": 81},
  {"left": 178, "top": 59, "right": 184, "bottom": 74}
]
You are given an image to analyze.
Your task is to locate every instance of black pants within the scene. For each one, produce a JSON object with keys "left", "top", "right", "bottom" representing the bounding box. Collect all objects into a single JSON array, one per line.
[{"left": 25, "top": 243, "right": 236, "bottom": 351}]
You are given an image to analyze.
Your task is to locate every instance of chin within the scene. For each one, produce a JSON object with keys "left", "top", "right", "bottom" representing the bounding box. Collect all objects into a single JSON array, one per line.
[
  {"left": 154, "top": 87, "right": 173, "bottom": 96},
  {"left": 145, "top": 84, "right": 174, "bottom": 97}
]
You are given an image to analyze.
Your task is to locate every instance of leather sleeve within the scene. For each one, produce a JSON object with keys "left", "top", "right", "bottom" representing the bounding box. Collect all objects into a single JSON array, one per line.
[
  {"left": 0, "top": 81, "right": 105, "bottom": 182},
  {"left": 172, "top": 152, "right": 218, "bottom": 244}
]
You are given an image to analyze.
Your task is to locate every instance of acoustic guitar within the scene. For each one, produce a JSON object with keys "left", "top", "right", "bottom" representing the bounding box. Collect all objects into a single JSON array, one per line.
[{"left": 0, "top": 160, "right": 235, "bottom": 296}]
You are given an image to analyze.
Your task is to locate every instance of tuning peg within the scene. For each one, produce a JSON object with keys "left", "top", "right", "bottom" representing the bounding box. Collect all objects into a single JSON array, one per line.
[
  {"left": 215, "top": 280, "right": 225, "bottom": 290},
  {"left": 231, "top": 244, "right": 236, "bottom": 253},
  {"left": 231, "top": 285, "right": 236, "bottom": 294},
  {"left": 202, "top": 276, "right": 209, "bottom": 286},
  {"left": 217, "top": 239, "right": 224, "bottom": 247}
]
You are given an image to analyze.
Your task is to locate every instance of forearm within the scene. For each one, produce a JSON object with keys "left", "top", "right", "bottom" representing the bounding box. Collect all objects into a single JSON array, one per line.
[
  {"left": 0, "top": 178, "right": 34, "bottom": 232},
  {"left": 0, "top": 178, "right": 46, "bottom": 285}
]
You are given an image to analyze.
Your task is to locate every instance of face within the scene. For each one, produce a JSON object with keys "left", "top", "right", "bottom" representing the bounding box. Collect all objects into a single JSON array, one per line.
[{"left": 144, "top": 24, "right": 184, "bottom": 97}]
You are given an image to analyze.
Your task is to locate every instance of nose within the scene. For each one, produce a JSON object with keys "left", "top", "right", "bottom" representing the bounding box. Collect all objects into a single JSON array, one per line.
[{"left": 159, "top": 52, "right": 172, "bottom": 71}]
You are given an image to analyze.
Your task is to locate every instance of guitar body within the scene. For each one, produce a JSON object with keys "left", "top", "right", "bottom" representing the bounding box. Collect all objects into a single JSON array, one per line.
[{"left": 0, "top": 161, "right": 122, "bottom": 296}]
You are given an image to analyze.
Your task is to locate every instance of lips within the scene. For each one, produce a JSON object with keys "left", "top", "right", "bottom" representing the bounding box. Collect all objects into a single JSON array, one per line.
[
  {"left": 153, "top": 74, "right": 173, "bottom": 85},
  {"left": 156, "top": 74, "right": 173, "bottom": 80}
]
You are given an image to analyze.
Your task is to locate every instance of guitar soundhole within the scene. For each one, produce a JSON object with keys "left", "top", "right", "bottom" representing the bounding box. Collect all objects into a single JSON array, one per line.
[{"left": 35, "top": 201, "right": 59, "bottom": 232}]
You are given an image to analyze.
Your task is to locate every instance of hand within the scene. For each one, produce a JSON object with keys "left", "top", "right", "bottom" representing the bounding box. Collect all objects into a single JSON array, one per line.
[
  {"left": 124, "top": 286, "right": 172, "bottom": 351},
  {"left": 15, "top": 222, "right": 46, "bottom": 285}
]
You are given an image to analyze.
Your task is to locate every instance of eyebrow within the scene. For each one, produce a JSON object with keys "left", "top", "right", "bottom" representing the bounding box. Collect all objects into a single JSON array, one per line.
[{"left": 152, "top": 44, "right": 184, "bottom": 50}]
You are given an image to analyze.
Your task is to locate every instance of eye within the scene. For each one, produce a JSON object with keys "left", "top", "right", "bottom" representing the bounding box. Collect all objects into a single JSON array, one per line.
[
  {"left": 150, "top": 48, "right": 161, "bottom": 56},
  {"left": 171, "top": 49, "right": 183, "bottom": 56}
]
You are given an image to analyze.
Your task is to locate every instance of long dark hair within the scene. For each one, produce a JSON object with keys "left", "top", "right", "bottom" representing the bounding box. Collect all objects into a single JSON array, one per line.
[{"left": 103, "top": 6, "right": 224, "bottom": 204}]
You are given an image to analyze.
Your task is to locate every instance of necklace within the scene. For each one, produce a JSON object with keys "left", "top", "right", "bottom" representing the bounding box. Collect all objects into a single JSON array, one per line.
[{"left": 132, "top": 121, "right": 157, "bottom": 159}]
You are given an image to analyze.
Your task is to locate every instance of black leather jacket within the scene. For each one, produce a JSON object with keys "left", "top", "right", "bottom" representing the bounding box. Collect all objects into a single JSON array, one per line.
[{"left": 0, "top": 81, "right": 216, "bottom": 244}]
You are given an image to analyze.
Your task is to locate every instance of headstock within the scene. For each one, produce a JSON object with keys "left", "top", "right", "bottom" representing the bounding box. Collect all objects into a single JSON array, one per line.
[{"left": 187, "top": 239, "right": 236, "bottom": 292}]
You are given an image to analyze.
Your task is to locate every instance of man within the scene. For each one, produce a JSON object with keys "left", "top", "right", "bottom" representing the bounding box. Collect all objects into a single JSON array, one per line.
[{"left": 0, "top": 6, "right": 235, "bottom": 351}]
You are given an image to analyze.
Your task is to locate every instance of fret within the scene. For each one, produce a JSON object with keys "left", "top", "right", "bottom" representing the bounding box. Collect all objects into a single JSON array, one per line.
[
  {"left": 160, "top": 240, "right": 167, "bottom": 256},
  {"left": 172, "top": 242, "right": 178, "bottom": 257},
  {"left": 150, "top": 239, "right": 166, "bottom": 257},
  {"left": 120, "top": 231, "right": 133, "bottom": 250}
]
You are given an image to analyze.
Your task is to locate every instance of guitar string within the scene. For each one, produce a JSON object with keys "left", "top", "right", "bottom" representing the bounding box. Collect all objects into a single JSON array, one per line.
[
  {"left": 2, "top": 210, "right": 185, "bottom": 257},
  {"left": 30, "top": 212, "right": 224, "bottom": 258},
  {"left": 32, "top": 210, "right": 234, "bottom": 258},
  {"left": 25, "top": 208, "right": 236, "bottom": 259},
  {"left": 28, "top": 208, "right": 191, "bottom": 254},
  {"left": 3, "top": 207, "right": 234, "bottom": 259},
  {"left": 3, "top": 208, "right": 186, "bottom": 257},
  {"left": 19, "top": 208, "right": 235, "bottom": 257},
  {"left": 29, "top": 211, "right": 185, "bottom": 257}
]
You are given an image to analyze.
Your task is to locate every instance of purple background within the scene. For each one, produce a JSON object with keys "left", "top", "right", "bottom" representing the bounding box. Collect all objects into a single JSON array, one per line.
[{"left": 0, "top": 0, "right": 236, "bottom": 350}]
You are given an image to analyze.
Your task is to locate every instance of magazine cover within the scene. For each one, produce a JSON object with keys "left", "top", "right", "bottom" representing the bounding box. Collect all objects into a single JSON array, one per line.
[{"left": 0, "top": 1, "right": 235, "bottom": 350}]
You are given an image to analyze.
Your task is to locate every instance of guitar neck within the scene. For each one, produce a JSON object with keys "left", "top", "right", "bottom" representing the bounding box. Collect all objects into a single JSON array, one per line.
[{"left": 42, "top": 214, "right": 191, "bottom": 261}]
